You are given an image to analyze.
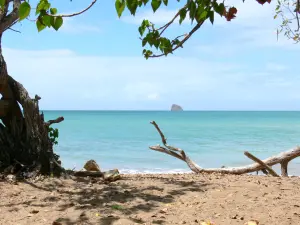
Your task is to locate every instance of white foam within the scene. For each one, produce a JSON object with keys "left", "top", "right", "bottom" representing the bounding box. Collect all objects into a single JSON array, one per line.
[{"left": 119, "top": 168, "right": 192, "bottom": 174}]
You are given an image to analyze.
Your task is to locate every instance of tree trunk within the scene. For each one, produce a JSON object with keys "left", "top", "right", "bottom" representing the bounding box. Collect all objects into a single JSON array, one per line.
[{"left": 0, "top": 34, "right": 64, "bottom": 176}]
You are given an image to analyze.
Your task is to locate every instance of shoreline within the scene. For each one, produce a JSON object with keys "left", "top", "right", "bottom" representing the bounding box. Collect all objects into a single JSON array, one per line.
[{"left": 1, "top": 173, "right": 300, "bottom": 224}]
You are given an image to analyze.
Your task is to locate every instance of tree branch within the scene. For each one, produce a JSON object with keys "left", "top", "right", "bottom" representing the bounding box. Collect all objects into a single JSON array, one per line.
[
  {"left": 296, "top": 0, "right": 300, "bottom": 31},
  {"left": 45, "top": 117, "right": 64, "bottom": 126},
  {"left": 0, "top": 0, "right": 21, "bottom": 34},
  {"left": 244, "top": 151, "right": 279, "bottom": 177},
  {"left": 157, "top": 5, "right": 187, "bottom": 36},
  {"left": 7, "top": 27, "right": 20, "bottom": 33},
  {"left": 150, "top": 121, "right": 202, "bottom": 173},
  {"left": 46, "top": 0, "right": 97, "bottom": 18},
  {"left": 149, "top": 20, "right": 205, "bottom": 58},
  {"left": 0, "top": 0, "right": 10, "bottom": 21}
]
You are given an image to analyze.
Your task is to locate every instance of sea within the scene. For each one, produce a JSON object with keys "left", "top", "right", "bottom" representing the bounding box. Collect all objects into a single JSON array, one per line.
[{"left": 44, "top": 111, "right": 300, "bottom": 175}]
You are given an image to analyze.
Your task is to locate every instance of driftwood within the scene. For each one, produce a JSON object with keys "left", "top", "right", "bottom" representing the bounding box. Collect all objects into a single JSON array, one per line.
[
  {"left": 244, "top": 151, "right": 279, "bottom": 177},
  {"left": 73, "top": 169, "right": 121, "bottom": 182},
  {"left": 73, "top": 171, "right": 104, "bottom": 177},
  {"left": 149, "top": 121, "right": 300, "bottom": 177}
]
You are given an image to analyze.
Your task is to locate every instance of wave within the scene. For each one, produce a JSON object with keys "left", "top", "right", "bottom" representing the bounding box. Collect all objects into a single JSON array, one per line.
[{"left": 119, "top": 168, "right": 192, "bottom": 174}]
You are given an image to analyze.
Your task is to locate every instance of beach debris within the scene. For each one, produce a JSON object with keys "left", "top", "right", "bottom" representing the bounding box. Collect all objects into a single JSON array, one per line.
[
  {"left": 231, "top": 214, "right": 238, "bottom": 219},
  {"left": 244, "top": 220, "right": 259, "bottom": 225},
  {"left": 103, "top": 169, "right": 120, "bottom": 182},
  {"left": 30, "top": 210, "right": 39, "bottom": 214},
  {"left": 6, "top": 174, "right": 17, "bottom": 184},
  {"left": 149, "top": 120, "right": 300, "bottom": 177},
  {"left": 200, "top": 221, "right": 215, "bottom": 225},
  {"left": 159, "top": 208, "right": 168, "bottom": 213},
  {"left": 83, "top": 160, "right": 101, "bottom": 172},
  {"left": 72, "top": 168, "right": 120, "bottom": 182}
]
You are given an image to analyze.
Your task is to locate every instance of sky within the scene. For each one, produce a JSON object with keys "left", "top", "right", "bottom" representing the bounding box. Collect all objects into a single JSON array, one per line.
[{"left": 3, "top": 0, "right": 300, "bottom": 110}]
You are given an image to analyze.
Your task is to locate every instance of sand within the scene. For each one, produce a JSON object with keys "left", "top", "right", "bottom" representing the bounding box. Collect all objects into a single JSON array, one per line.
[{"left": 0, "top": 173, "right": 300, "bottom": 225}]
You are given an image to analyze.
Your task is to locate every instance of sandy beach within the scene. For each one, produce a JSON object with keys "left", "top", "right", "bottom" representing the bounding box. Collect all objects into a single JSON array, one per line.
[{"left": 1, "top": 173, "right": 300, "bottom": 225}]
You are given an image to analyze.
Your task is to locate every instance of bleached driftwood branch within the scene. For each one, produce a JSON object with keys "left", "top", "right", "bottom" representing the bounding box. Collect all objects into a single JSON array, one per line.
[
  {"left": 149, "top": 121, "right": 300, "bottom": 177},
  {"left": 244, "top": 151, "right": 279, "bottom": 177}
]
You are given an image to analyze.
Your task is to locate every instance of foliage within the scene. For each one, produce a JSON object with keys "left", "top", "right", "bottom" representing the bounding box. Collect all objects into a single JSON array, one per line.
[
  {"left": 274, "top": 0, "right": 300, "bottom": 42},
  {"left": 19, "top": 0, "right": 63, "bottom": 32},
  {"left": 0, "top": 0, "right": 299, "bottom": 58},
  {"left": 115, "top": 0, "right": 238, "bottom": 58},
  {"left": 48, "top": 127, "right": 59, "bottom": 145}
]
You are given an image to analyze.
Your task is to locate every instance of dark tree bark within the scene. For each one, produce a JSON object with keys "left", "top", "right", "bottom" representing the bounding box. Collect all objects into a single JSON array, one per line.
[{"left": 0, "top": 34, "right": 64, "bottom": 176}]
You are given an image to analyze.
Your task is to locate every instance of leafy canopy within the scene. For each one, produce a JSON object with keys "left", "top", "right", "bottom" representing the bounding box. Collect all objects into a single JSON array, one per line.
[{"left": 1, "top": 0, "right": 299, "bottom": 59}]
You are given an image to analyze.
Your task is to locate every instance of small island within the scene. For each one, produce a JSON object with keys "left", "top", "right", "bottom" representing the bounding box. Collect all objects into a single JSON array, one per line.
[{"left": 171, "top": 104, "right": 183, "bottom": 111}]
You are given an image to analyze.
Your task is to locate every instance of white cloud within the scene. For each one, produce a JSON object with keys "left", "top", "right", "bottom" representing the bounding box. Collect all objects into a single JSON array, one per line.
[
  {"left": 3, "top": 47, "right": 300, "bottom": 110},
  {"left": 214, "top": 0, "right": 275, "bottom": 27},
  {"left": 265, "top": 63, "right": 286, "bottom": 72},
  {"left": 60, "top": 17, "right": 101, "bottom": 34},
  {"left": 147, "top": 93, "right": 160, "bottom": 100},
  {"left": 194, "top": 0, "right": 299, "bottom": 55}
]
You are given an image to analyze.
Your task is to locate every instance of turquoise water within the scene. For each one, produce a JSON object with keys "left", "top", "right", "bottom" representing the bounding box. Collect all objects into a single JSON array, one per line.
[{"left": 44, "top": 111, "right": 300, "bottom": 175}]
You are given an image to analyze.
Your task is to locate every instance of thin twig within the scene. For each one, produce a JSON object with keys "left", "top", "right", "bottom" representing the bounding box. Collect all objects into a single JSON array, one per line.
[
  {"left": 296, "top": 0, "right": 300, "bottom": 31},
  {"left": 46, "top": 0, "right": 97, "bottom": 18},
  {"left": 149, "top": 20, "right": 205, "bottom": 58},
  {"left": 7, "top": 27, "right": 20, "bottom": 33},
  {"left": 150, "top": 121, "right": 167, "bottom": 145},
  {"left": 157, "top": 5, "right": 187, "bottom": 36}
]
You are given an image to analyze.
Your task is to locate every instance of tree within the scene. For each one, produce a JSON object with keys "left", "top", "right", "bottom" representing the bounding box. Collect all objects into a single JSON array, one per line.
[{"left": 0, "top": 0, "right": 298, "bottom": 176}]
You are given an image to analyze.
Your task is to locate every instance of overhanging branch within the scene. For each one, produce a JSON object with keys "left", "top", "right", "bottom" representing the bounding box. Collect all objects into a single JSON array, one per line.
[
  {"left": 46, "top": 0, "right": 97, "bottom": 18},
  {"left": 149, "top": 20, "right": 205, "bottom": 58}
]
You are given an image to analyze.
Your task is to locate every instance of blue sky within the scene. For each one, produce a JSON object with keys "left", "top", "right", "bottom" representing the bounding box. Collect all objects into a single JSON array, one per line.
[{"left": 3, "top": 0, "right": 300, "bottom": 110}]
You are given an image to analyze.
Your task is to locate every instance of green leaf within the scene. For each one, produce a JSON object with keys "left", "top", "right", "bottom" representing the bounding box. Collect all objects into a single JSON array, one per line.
[
  {"left": 151, "top": 0, "right": 161, "bottom": 12},
  {"left": 0, "top": 0, "right": 5, "bottom": 8},
  {"left": 126, "top": 0, "right": 138, "bottom": 15},
  {"left": 115, "top": 0, "right": 126, "bottom": 17},
  {"left": 142, "top": 0, "right": 150, "bottom": 5},
  {"left": 52, "top": 16, "right": 63, "bottom": 31},
  {"left": 163, "top": 0, "right": 168, "bottom": 6},
  {"left": 50, "top": 8, "right": 57, "bottom": 15},
  {"left": 208, "top": 11, "right": 214, "bottom": 24},
  {"left": 36, "top": 0, "right": 51, "bottom": 15},
  {"left": 19, "top": 2, "right": 31, "bottom": 21},
  {"left": 138, "top": 25, "right": 146, "bottom": 36},
  {"left": 200, "top": 10, "right": 208, "bottom": 20},
  {"left": 153, "top": 38, "right": 160, "bottom": 48},
  {"left": 144, "top": 50, "right": 153, "bottom": 59},
  {"left": 179, "top": 8, "right": 186, "bottom": 24},
  {"left": 36, "top": 20, "right": 46, "bottom": 32},
  {"left": 189, "top": 1, "right": 196, "bottom": 22},
  {"left": 42, "top": 15, "right": 51, "bottom": 27},
  {"left": 214, "top": 3, "right": 225, "bottom": 16},
  {"left": 142, "top": 39, "right": 147, "bottom": 47}
]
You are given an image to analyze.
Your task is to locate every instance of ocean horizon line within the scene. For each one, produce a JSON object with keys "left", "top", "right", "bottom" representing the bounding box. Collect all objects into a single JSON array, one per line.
[{"left": 40, "top": 109, "right": 300, "bottom": 112}]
